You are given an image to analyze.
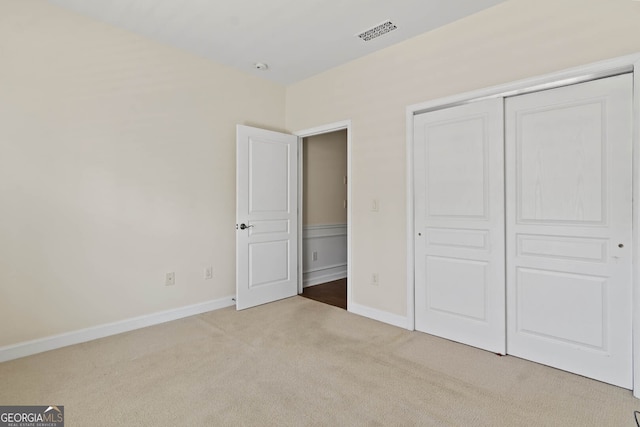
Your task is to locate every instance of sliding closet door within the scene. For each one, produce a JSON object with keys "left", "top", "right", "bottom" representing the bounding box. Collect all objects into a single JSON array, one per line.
[
  {"left": 414, "top": 99, "right": 505, "bottom": 354},
  {"left": 505, "top": 74, "right": 633, "bottom": 388}
]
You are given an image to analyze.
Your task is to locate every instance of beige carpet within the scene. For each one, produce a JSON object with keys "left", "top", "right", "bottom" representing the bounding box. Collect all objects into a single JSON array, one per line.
[{"left": 1, "top": 296, "right": 638, "bottom": 426}]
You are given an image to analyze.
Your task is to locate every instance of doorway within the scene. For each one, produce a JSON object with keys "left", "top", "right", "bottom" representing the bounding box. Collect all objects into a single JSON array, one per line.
[{"left": 295, "top": 123, "right": 351, "bottom": 310}]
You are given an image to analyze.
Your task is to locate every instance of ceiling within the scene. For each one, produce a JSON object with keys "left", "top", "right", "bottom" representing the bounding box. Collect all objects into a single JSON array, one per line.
[{"left": 48, "top": 0, "right": 507, "bottom": 85}]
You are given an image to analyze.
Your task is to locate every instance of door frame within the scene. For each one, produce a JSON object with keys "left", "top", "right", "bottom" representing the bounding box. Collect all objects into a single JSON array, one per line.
[
  {"left": 294, "top": 120, "right": 352, "bottom": 309},
  {"left": 405, "top": 52, "right": 640, "bottom": 397}
]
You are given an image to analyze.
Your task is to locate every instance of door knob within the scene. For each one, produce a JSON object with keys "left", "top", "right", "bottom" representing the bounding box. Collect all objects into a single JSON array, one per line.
[
  {"left": 239, "top": 223, "right": 254, "bottom": 230},
  {"left": 618, "top": 243, "right": 624, "bottom": 248}
]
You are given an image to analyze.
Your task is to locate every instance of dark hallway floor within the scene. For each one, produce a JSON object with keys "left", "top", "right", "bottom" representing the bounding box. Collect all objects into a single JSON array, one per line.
[{"left": 300, "top": 278, "right": 347, "bottom": 310}]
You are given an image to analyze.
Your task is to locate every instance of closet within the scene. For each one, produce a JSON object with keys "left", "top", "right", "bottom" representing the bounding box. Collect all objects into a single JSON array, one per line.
[{"left": 413, "top": 74, "right": 633, "bottom": 389}]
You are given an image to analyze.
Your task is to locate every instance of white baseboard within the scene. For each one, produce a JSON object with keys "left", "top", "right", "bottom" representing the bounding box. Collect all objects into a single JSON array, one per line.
[
  {"left": 303, "top": 265, "right": 347, "bottom": 287},
  {"left": 0, "top": 296, "right": 235, "bottom": 363},
  {"left": 348, "top": 302, "right": 412, "bottom": 330}
]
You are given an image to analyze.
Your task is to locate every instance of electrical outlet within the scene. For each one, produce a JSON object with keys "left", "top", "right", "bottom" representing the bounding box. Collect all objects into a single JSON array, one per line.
[
  {"left": 371, "top": 273, "right": 379, "bottom": 286},
  {"left": 312, "top": 251, "right": 318, "bottom": 261},
  {"left": 165, "top": 272, "right": 175, "bottom": 286},
  {"left": 204, "top": 266, "right": 213, "bottom": 280}
]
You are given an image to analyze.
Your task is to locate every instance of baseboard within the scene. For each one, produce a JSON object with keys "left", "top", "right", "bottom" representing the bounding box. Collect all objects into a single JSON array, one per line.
[
  {"left": 348, "top": 302, "right": 412, "bottom": 330},
  {"left": 0, "top": 296, "right": 235, "bottom": 363},
  {"left": 303, "top": 266, "right": 347, "bottom": 287}
]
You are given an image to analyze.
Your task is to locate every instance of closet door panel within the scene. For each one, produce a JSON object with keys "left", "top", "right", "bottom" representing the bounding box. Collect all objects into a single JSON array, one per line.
[
  {"left": 414, "top": 99, "right": 505, "bottom": 354},
  {"left": 505, "top": 74, "right": 633, "bottom": 388}
]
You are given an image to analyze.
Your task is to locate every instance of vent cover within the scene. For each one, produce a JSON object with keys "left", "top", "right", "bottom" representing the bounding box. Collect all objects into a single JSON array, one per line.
[{"left": 357, "top": 21, "right": 397, "bottom": 41}]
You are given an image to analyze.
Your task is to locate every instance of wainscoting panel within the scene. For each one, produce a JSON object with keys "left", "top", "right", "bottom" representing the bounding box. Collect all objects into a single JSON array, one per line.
[{"left": 303, "top": 224, "right": 347, "bottom": 287}]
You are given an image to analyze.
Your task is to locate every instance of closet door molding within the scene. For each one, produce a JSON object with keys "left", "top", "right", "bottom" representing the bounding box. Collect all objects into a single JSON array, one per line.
[{"left": 406, "top": 52, "right": 640, "bottom": 397}]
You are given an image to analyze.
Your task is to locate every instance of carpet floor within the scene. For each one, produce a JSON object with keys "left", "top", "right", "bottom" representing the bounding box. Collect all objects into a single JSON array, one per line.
[{"left": 1, "top": 296, "right": 638, "bottom": 426}]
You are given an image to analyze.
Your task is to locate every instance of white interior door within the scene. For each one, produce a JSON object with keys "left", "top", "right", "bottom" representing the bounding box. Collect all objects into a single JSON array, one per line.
[
  {"left": 414, "top": 98, "right": 506, "bottom": 354},
  {"left": 505, "top": 74, "right": 633, "bottom": 388},
  {"left": 236, "top": 125, "right": 298, "bottom": 310}
]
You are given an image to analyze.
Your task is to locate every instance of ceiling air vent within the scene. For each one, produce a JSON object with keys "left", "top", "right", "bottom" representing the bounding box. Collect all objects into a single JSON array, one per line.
[{"left": 357, "top": 20, "right": 397, "bottom": 41}]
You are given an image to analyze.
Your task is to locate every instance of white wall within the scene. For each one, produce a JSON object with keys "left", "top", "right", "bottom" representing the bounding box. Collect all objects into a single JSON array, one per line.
[
  {"left": 285, "top": 0, "right": 640, "bottom": 319},
  {"left": 303, "top": 130, "right": 348, "bottom": 226},
  {"left": 5, "top": 0, "right": 640, "bottom": 349},
  {"left": 0, "top": 1, "right": 285, "bottom": 347}
]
